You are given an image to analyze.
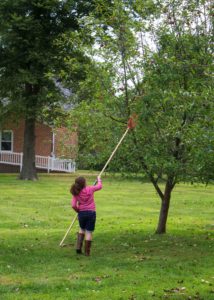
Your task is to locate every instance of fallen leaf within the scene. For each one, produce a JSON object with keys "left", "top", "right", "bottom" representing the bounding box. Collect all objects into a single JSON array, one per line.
[
  {"left": 94, "top": 277, "right": 102, "bottom": 283},
  {"left": 177, "top": 280, "right": 184, "bottom": 283},
  {"left": 164, "top": 287, "right": 186, "bottom": 293}
]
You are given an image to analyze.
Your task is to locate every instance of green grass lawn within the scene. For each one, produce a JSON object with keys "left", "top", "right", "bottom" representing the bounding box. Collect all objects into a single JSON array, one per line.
[{"left": 0, "top": 172, "right": 213, "bottom": 300}]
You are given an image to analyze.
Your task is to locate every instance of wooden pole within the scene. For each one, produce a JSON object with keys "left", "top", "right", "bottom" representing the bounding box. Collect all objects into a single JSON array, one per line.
[
  {"left": 98, "top": 127, "right": 130, "bottom": 178},
  {"left": 59, "top": 214, "right": 78, "bottom": 247},
  {"left": 59, "top": 127, "right": 130, "bottom": 247}
]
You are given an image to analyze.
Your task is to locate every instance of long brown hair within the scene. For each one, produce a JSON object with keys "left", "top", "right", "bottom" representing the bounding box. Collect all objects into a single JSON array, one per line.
[{"left": 70, "top": 176, "right": 86, "bottom": 196}]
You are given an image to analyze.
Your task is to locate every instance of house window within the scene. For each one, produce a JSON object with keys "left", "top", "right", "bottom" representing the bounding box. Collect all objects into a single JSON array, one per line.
[{"left": 0, "top": 130, "right": 13, "bottom": 151}]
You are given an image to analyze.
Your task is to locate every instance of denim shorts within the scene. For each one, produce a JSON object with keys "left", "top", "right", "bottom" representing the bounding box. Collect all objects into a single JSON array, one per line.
[{"left": 78, "top": 211, "right": 96, "bottom": 232}]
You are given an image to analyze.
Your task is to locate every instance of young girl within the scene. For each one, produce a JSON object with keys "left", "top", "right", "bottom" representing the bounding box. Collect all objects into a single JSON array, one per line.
[{"left": 70, "top": 176, "right": 102, "bottom": 256}]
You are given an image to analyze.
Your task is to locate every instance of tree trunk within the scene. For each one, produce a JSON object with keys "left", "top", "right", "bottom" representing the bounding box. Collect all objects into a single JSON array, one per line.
[
  {"left": 155, "top": 181, "right": 172, "bottom": 234},
  {"left": 19, "top": 116, "right": 38, "bottom": 180}
]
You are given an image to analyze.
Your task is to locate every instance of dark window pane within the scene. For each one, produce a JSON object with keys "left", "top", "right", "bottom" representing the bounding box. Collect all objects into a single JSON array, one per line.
[
  {"left": 2, "top": 131, "right": 12, "bottom": 141},
  {"left": 1, "top": 142, "right": 12, "bottom": 151}
]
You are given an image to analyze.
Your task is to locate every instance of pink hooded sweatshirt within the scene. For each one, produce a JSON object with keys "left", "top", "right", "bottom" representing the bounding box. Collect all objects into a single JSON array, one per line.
[{"left": 71, "top": 178, "right": 102, "bottom": 212}]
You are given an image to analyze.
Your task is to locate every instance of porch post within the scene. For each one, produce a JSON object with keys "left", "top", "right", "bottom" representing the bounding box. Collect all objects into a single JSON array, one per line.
[
  {"left": 20, "top": 152, "right": 23, "bottom": 172},
  {"left": 47, "top": 156, "right": 51, "bottom": 173},
  {"left": 68, "top": 162, "right": 71, "bottom": 172}
]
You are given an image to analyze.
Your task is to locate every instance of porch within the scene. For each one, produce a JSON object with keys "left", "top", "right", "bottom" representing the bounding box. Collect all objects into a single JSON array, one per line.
[{"left": 0, "top": 151, "right": 76, "bottom": 173}]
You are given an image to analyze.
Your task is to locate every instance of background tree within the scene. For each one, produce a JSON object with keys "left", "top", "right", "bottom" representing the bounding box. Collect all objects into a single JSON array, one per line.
[{"left": 0, "top": 0, "right": 99, "bottom": 180}]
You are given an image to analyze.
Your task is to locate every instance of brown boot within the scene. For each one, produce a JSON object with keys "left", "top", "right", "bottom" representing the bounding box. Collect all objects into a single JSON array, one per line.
[
  {"left": 85, "top": 240, "right": 92, "bottom": 256},
  {"left": 76, "top": 233, "right": 85, "bottom": 254}
]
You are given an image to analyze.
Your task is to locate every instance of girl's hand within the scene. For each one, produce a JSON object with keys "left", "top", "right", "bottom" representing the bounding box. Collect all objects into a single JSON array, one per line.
[{"left": 97, "top": 176, "right": 101, "bottom": 180}]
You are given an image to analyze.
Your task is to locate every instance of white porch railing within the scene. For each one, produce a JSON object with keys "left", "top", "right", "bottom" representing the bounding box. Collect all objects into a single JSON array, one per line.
[
  {"left": 0, "top": 151, "right": 23, "bottom": 171},
  {"left": 0, "top": 151, "right": 76, "bottom": 173}
]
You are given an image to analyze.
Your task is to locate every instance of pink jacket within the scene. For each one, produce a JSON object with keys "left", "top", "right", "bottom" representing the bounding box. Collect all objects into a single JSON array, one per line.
[{"left": 71, "top": 178, "right": 102, "bottom": 212}]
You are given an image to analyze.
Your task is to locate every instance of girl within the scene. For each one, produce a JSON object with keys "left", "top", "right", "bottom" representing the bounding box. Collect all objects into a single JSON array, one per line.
[{"left": 70, "top": 176, "right": 102, "bottom": 256}]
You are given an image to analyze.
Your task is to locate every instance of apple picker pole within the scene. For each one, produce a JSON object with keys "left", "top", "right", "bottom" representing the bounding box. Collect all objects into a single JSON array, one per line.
[{"left": 59, "top": 115, "right": 137, "bottom": 247}]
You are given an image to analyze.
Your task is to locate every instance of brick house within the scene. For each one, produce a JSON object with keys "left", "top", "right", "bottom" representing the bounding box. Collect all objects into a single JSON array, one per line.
[{"left": 0, "top": 119, "right": 77, "bottom": 173}]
